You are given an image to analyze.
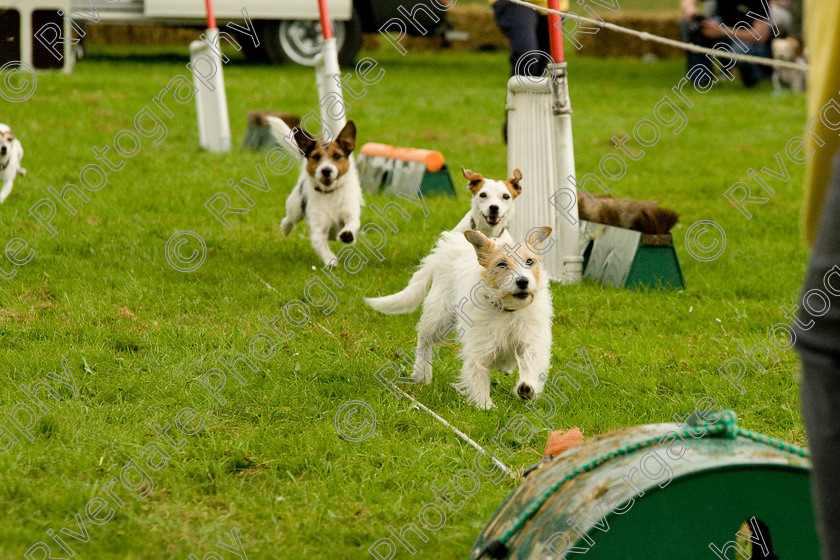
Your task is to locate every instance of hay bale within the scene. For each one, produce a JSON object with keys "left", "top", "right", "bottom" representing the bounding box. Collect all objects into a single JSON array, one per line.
[
  {"left": 445, "top": 4, "right": 507, "bottom": 51},
  {"left": 576, "top": 12, "right": 683, "bottom": 59},
  {"left": 365, "top": 6, "right": 683, "bottom": 58},
  {"left": 85, "top": 24, "right": 198, "bottom": 46},
  {"left": 369, "top": 5, "right": 506, "bottom": 52},
  {"left": 82, "top": 9, "right": 683, "bottom": 59},
  {"left": 362, "top": 34, "right": 381, "bottom": 51}
]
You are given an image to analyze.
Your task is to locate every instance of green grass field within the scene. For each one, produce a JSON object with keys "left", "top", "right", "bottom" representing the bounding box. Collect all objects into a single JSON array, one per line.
[{"left": 0, "top": 39, "right": 809, "bottom": 559}]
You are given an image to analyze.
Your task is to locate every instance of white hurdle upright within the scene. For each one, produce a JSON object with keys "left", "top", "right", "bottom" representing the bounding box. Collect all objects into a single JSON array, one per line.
[
  {"left": 314, "top": 37, "right": 347, "bottom": 137},
  {"left": 506, "top": 63, "right": 582, "bottom": 284},
  {"left": 190, "top": 27, "right": 232, "bottom": 152},
  {"left": 262, "top": 0, "right": 345, "bottom": 166},
  {"left": 314, "top": 0, "right": 347, "bottom": 139}
]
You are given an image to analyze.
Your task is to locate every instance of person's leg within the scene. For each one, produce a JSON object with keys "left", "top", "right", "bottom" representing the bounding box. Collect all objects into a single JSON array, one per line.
[
  {"left": 535, "top": 12, "right": 551, "bottom": 70},
  {"left": 738, "top": 42, "right": 771, "bottom": 87},
  {"left": 681, "top": 17, "right": 715, "bottom": 74},
  {"left": 494, "top": 0, "right": 549, "bottom": 142},
  {"left": 795, "top": 148, "right": 840, "bottom": 560},
  {"left": 799, "top": 352, "right": 840, "bottom": 560},
  {"left": 493, "top": 0, "right": 543, "bottom": 76}
]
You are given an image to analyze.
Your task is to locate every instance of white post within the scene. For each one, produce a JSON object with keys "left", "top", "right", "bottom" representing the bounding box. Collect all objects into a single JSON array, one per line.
[
  {"left": 549, "top": 62, "right": 583, "bottom": 283},
  {"left": 506, "top": 64, "right": 581, "bottom": 284},
  {"left": 190, "top": 28, "right": 231, "bottom": 152},
  {"left": 314, "top": 37, "right": 346, "bottom": 139}
]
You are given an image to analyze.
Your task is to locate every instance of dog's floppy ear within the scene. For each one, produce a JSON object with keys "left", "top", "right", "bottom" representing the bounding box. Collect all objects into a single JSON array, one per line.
[
  {"left": 507, "top": 168, "right": 523, "bottom": 198},
  {"left": 336, "top": 120, "right": 356, "bottom": 155},
  {"left": 464, "top": 230, "right": 496, "bottom": 267},
  {"left": 294, "top": 127, "right": 318, "bottom": 156},
  {"left": 527, "top": 226, "right": 553, "bottom": 253},
  {"left": 462, "top": 167, "right": 484, "bottom": 195}
]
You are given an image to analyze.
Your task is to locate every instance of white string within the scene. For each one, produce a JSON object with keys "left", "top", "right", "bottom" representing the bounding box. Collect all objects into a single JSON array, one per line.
[
  {"left": 249, "top": 269, "right": 278, "bottom": 293},
  {"left": 391, "top": 385, "right": 517, "bottom": 479},
  {"left": 507, "top": 0, "right": 809, "bottom": 72}
]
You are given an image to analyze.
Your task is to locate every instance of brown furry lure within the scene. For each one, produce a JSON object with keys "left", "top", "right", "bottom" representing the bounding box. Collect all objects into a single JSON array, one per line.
[
  {"left": 247, "top": 111, "right": 301, "bottom": 131},
  {"left": 578, "top": 192, "right": 679, "bottom": 235}
]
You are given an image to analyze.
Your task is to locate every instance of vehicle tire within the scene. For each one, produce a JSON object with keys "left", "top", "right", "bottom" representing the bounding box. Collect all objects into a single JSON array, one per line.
[{"left": 262, "top": 9, "right": 362, "bottom": 67}]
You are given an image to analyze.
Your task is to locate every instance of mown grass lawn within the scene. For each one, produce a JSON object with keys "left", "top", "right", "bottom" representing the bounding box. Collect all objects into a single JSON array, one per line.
[{"left": 0, "top": 38, "right": 809, "bottom": 559}]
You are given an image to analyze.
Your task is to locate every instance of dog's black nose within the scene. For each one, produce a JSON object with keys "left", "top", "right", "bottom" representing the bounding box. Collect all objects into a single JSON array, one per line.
[
  {"left": 516, "top": 278, "right": 529, "bottom": 289},
  {"left": 489, "top": 205, "right": 499, "bottom": 215},
  {"left": 0, "top": 146, "right": 6, "bottom": 155},
  {"left": 321, "top": 168, "right": 332, "bottom": 177}
]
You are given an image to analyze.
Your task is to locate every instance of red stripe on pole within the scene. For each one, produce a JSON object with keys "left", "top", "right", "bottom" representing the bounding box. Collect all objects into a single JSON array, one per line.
[
  {"left": 547, "top": 0, "right": 564, "bottom": 63},
  {"left": 204, "top": 0, "right": 216, "bottom": 29},
  {"left": 318, "top": 0, "right": 334, "bottom": 39}
]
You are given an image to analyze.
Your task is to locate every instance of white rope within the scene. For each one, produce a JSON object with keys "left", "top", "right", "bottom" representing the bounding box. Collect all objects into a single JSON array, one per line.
[
  {"left": 391, "top": 385, "right": 517, "bottom": 479},
  {"left": 508, "top": 0, "right": 809, "bottom": 72},
  {"left": 249, "top": 269, "right": 278, "bottom": 293}
]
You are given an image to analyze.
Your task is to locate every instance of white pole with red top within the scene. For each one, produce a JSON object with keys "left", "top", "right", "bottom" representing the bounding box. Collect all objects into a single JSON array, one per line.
[
  {"left": 546, "top": 0, "right": 565, "bottom": 64},
  {"left": 190, "top": 0, "right": 231, "bottom": 152},
  {"left": 204, "top": 0, "right": 216, "bottom": 31},
  {"left": 314, "top": 0, "right": 347, "bottom": 140},
  {"left": 547, "top": 0, "right": 581, "bottom": 283}
]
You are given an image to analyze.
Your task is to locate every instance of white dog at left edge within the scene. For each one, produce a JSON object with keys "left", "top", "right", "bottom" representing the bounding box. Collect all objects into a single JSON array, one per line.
[{"left": 0, "top": 124, "right": 26, "bottom": 204}]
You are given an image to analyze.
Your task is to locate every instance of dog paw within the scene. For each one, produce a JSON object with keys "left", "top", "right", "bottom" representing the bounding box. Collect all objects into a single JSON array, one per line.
[
  {"left": 449, "top": 382, "right": 468, "bottom": 396},
  {"left": 515, "top": 382, "right": 536, "bottom": 400},
  {"left": 339, "top": 230, "right": 354, "bottom": 244},
  {"left": 474, "top": 397, "right": 495, "bottom": 410},
  {"left": 413, "top": 361, "right": 433, "bottom": 384},
  {"left": 280, "top": 220, "right": 293, "bottom": 236},
  {"left": 17, "top": 168, "right": 26, "bottom": 177},
  {"left": 322, "top": 255, "right": 338, "bottom": 268},
  {"left": 413, "top": 373, "right": 432, "bottom": 385},
  {"left": 461, "top": 387, "right": 494, "bottom": 409}
]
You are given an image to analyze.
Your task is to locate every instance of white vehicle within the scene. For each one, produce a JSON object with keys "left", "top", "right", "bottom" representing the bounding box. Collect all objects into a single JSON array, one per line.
[{"left": 78, "top": 0, "right": 363, "bottom": 65}]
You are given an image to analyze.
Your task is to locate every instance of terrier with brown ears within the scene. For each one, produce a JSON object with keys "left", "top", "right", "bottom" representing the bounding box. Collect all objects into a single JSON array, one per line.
[
  {"left": 454, "top": 167, "right": 522, "bottom": 240},
  {"left": 366, "top": 227, "right": 553, "bottom": 409},
  {"left": 0, "top": 124, "right": 26, "bottom": 204},
  {"left": 276, "top": 120, "right": 363, "bottom": 266},
  {"left": 369, "top": 167, "right": 526, "bottom": 319}
]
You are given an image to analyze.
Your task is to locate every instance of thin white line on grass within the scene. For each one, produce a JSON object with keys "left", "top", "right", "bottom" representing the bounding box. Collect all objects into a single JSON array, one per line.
[
  {"left": 250, "top": 270, "right": 278, "bottom": 293},
  {"left": 317, "top": 323, "right": 339, "bottom": 340},
  {"left": 391, "top": 386, "right": 517, "bottom": 479}
]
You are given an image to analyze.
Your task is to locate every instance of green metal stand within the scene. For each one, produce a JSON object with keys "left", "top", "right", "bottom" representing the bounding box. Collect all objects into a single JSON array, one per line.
[
  {"left": 580, "top": 220, "right": 685, "bottom": 290},
  {"left": 358, "top": 155, "right": 456, "bottom": 197}
]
